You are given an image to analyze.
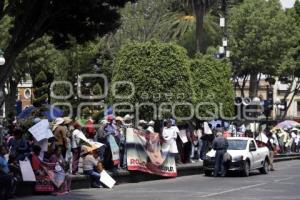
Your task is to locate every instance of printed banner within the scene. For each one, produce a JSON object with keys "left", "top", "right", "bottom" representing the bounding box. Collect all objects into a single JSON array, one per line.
[
  {"left": 126, "top": 128, "right": 177, "bottom": 177},
  {"left": 43, "top": 163, "right": 66, "bottom": 188},
  {"left": 108, "top": 135, "right": 120, "bottom": 165}
]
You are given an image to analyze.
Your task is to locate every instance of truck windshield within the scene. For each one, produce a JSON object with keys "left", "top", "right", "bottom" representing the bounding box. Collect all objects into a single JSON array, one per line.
[{"left": 228, "top": 140, "right": 248, "bottom": 150}]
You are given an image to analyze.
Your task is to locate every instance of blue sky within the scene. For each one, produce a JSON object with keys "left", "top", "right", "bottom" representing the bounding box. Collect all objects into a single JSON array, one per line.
[{"left": 280, "top": 0, "right": 296, "bottom": 8}]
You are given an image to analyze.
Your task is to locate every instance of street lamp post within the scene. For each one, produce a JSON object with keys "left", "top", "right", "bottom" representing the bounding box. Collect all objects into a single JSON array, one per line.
[
  {"left": 0, "top": 49, "right": 5, "bottom": 66},
  {"left": 217, "top": 0, "right": 230, "bottom": 59}
]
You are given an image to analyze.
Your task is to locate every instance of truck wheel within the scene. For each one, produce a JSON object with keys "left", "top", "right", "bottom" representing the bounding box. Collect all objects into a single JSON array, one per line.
[
  {"left": 204, "top": 170, "right": 212, "bottom": 176},
  {"left": 242, "top": 161, "right": 250, "bottom": 177},
  {"left": 259, "top": 159, "right": 269, "bottom": 174}
]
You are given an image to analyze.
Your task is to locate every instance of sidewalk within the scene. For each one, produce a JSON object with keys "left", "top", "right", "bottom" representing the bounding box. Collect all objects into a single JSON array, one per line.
[{"left": 16, "top": 153, "right": 300, "bottom": 196}]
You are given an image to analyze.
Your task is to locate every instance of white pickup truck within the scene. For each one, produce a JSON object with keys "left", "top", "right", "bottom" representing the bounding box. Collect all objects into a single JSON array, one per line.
[{"left": 203, "top": 137, "right": 270, "bottom": 176}]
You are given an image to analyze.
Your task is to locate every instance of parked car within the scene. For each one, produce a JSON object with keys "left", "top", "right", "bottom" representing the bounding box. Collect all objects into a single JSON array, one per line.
[{"left": 203, "top": 137, "right": 270, "bottom": 176}]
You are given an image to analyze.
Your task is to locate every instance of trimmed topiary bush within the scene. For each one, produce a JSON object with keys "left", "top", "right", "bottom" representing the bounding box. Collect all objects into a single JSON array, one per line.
[{"left": 111, "top": 41, "right": 193, "bottom": 120}]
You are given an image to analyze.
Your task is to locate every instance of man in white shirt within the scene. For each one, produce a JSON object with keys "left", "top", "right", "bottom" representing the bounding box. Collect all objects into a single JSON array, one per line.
[
  {"left": 147, "top": 121, "right": 155, "bottom": 133},
  {"left": 291, "top": 129, "right": 297, "bottom": 152},
  {"left": 295, "top": 131, "right": 300, "bottom": 152},
  {"left": 162, "top": 120, "right": 179, "bottom": 158},
  {"left": 71, "top": 122, "right": 82, "bottom": 175}
]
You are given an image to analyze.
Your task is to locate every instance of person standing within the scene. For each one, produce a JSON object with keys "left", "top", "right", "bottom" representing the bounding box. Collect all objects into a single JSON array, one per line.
[
  {"left": 0, "top": 145, "right": 14, "bottom": 200},
  {"left": 86, "top": 117, "right": 96, "bottom": 139},
  {"left": 212, "top": 132, "right": 228, "bottom": 177},
  {"left": 8, "top": 127, "right": 28, "bottom": 161},
  {"left": 53, "top": 118, "right": 68, "bottom": 158},
  {"left": 200, "top": 122, "right": 213, "bottom": 160},
  {"left": 71, "top": 122, "right": 82, "bottom": 175},
  {"left": 63, "top": 117, "right": 73, "bottom": 162},
  {"left": 122, "top": 114, "right": 134, "bottom": 168},
  {"left": 296, "top": 132, "right": 300, "bottom": 153},
  {"left": 190, "top": 127, "right": 203, "bottom": 162},
  {"left": 161, "top": 120, "right": 178, "bottom": 159},
  {"left": 147, "top": 121, "right": 155, "bottom": 133},
  {"left": 266, "top": 130, "right": 276, "bottom": 171}
]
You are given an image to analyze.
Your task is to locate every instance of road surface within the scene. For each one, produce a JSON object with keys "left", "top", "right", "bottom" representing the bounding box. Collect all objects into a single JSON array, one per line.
[{"left": 18, "top": 160, "right": 300, "bottom": 200}]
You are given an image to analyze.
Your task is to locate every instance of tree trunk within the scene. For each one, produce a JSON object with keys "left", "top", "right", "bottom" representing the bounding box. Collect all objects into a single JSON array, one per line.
[
  {"left": 281, "top": 83, "right": 300, "bottom": 120},
  {"left": 4, "top": 78, "right": 18, "bottom": 117},
  {"left": 0, "top": 40, "right": 26, "bottom": 93},
  {"left": 249, "top": 72, "right": 258, "bottom": 98},
  {"left": 193, "top": 0, "right": 205, "bottom": 53}
]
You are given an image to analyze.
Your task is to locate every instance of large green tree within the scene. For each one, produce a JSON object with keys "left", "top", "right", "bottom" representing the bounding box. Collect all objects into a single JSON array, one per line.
[
  {"left": 112, "top": 0, "right": 173, "bottom": 44},
  {"left": 0, "top": 0, "right": 131, "bottom": 93},
  {"left": 277, "top": 1, "right": 300, "bottom": 119},
  {"left": 229, "top": 0, "right": 295, "bottom": 98}
]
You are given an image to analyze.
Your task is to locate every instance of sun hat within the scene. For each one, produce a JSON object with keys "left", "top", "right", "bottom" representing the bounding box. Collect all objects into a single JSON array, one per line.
[
  {"left": 55, "top": 118, "right": 64, "bottom": 126},
  {"left": 63, "top": 117, "right": 72, "bottom": 125},
  {"left": 148, "top": 120, "right": 155, "bottom": 126},
  {"left": 139, "top": 120, "right": 147, "bottom": 124},
  {"left": 115, "top": 116, "right": 124, "bottom": 122},
  {"left": 124, "top": 114, "right": 133, "bottom": 121}
]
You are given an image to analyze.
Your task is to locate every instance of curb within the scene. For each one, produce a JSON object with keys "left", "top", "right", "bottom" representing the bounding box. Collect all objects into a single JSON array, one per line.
[{"left": 15, "top": 153, "right": 300, "bottom": 196}]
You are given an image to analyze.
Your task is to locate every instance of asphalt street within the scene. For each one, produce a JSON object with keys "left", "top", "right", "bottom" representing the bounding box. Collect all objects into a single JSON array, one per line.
[{"left": 18, "top": 160, "right": 300, "bottom": 200}]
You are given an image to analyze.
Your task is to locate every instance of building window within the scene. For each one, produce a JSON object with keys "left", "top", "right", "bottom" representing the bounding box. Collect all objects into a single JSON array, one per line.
[{"left": 24, "top": 88, "right": 31, "bottom": 99}]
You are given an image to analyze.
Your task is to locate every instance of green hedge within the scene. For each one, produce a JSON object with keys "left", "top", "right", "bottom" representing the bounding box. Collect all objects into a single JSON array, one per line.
[
  {"left": 111, "top": 41, "right": 193, "bottom": 120},
  {"left": 190, "top": 55, "right": 234, "bottom": 119}
]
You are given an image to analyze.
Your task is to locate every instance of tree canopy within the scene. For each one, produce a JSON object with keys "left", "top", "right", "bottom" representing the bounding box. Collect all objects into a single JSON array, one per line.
[
  {"left": 190, "top": 54, "right": 234, "bottom": 119},
  {"left": 229, "top": 0, "right": 295, "bottom": 97},
  {"left": 111, "top": 41, "right": 193, "bottom": 120},
  {"left": 0, "top": 0, "right": 131, "bottom": 90}
]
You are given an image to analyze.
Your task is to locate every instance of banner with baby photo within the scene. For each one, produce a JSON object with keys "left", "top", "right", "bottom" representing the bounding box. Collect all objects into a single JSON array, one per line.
[{"left": 126, "top": 128, "right": 177, "bottom": 177}]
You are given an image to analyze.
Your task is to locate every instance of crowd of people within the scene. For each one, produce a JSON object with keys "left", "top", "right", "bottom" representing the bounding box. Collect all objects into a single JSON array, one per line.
[{"left": 0, "top": 115, "right": 300, "bottom": 199}]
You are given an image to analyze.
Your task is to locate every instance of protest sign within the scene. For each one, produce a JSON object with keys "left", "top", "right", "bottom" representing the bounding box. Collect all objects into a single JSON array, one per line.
[
  {"left": 87, "top": 140, "right": 104, "bottom": 149},
  {"left": 204, "top": 122, "right": 212, "bottom": 134},
  {"left": 29, "top": 119, "right": 53, "bottom": 142},
  {"left": 77, "top": 131, "right": 91, "bottom": 144},
  {"left": 178, "top": 130, "right": 188, "bottom": 143},
  {"left": 256, "top": 133, "right": 268, "bottom": 144},
  {"left": 19, "top": 159, "right": 36, "bottom": 182},
  {"left": 100, "top": 170, "right": 116, "bottom": 188}
]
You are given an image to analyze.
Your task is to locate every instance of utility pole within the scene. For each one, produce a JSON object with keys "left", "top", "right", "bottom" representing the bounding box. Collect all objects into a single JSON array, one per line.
[{"left": 217, "top": 0, "right": 230, "bottom": 59}]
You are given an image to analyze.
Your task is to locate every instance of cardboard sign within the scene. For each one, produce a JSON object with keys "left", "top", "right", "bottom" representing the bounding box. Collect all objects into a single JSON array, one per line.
[
  {"left": 178, "top": 130, "right": 188, "bottom": 143},
  {"left": 19, "top": 159, "right": 36, "bottom": 182},
  {"left": 87, "top": 140, "right": 104, "bottom": 149},
  {"left": 29, "top": 120, "right": 53, "bottom": 142},
  {"left": 37, "top": 139, "right": 48, "bottom": 152},
  {"left": 204, "top": 122, "right": 212, "bottom": 134},
  {"left": 77, "top": 131, "right": 90, "bottom": 144},
  {"left": 256, "top": 133, "right": 268, "bottom": 144},
  {"left": 100, "top": 170, "right": 116, "bottom": 189}
]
